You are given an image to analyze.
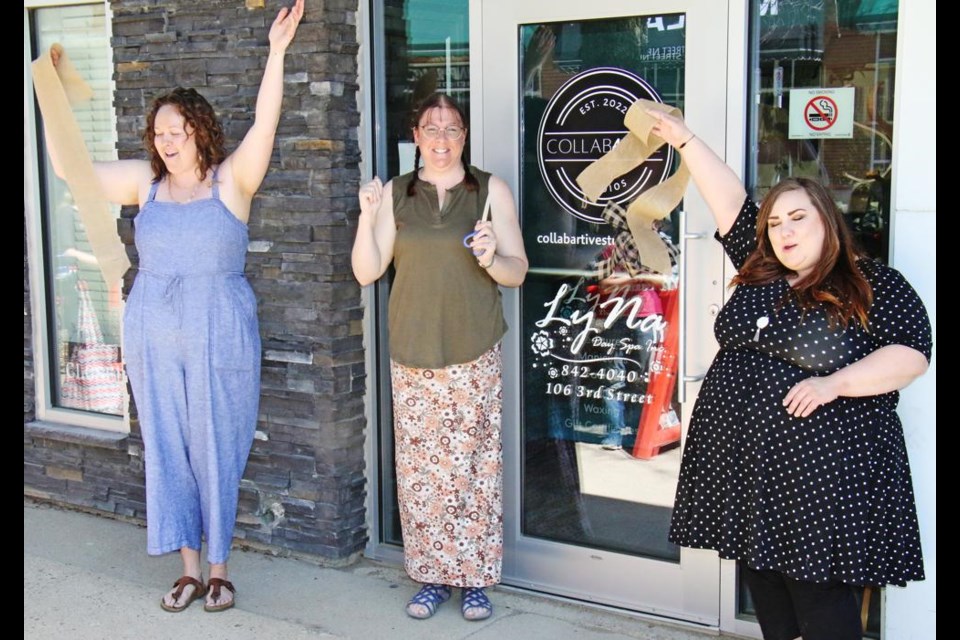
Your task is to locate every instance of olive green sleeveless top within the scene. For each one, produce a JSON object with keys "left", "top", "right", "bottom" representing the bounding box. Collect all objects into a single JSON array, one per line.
[{"left": 388, "top": 167, "right": 507, "bottom": 368}]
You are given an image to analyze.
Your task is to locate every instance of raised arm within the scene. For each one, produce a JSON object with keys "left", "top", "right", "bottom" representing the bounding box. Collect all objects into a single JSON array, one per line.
[
  {"left": 225, "top": 0, "right": 304, "bottom": 198},
  {"left": 90, "top": 161, "right": 154, "bottom": 206},
  {"left": 647, "top": 109, "right": 747, "bottom": 237},
  {"left": 471, "top": 176, "right": 528, "bottom": 287},
  {"left": 352, "top": 177, "right": 397, "bottom": 286},
  {"left": 45, "top": 129, "right": 150, "bottom": 206},
  {"left": 41, "top": 44, "right": 152, "bottom": 206}
]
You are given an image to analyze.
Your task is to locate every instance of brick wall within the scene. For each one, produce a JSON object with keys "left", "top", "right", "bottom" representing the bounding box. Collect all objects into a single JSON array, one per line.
[{"left": 24, "top": 0, "right": 367, "bottom": 562}]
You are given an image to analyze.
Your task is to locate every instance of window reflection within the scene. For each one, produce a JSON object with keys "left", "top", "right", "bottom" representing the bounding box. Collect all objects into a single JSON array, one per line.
[
  {"left": 34, "top": 4, "right": 124, "bottom": 416},
  {"left": 749, "top": 0, "right": 899, "bottom": 262},
  {"left": 379, "top": 0, "right": 470, "bottom": 546},
  {"left": 383, "top": 0, "right": 469, "bottom": 178}
]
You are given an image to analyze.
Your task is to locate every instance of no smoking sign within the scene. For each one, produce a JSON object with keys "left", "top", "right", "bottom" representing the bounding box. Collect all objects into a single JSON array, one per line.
[
  {"left": 804, "top": 96, "right": 838, "bottom": 130},
  {"left": 789, "top": 87, "right": 855, "bottom": 139}
]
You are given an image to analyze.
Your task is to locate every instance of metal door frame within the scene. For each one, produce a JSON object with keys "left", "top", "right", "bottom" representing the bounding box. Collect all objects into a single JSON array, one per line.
[{"left": 472, "top": 0, "right": 750, "bottom": 629}]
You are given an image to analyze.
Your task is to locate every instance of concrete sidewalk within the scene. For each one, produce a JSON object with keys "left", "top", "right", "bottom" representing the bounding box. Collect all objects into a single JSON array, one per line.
[{"left": 24, "top": 500, "right": 738, "bottom": 640}]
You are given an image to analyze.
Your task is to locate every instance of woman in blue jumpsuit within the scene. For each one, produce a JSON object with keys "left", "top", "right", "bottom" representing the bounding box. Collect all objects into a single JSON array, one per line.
[{"left": 44, "top": 0, "right": 304, "bottom": 613}]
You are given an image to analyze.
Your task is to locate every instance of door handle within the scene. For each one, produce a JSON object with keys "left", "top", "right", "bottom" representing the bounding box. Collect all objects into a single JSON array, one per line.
[{"left": 679, "top": 210, "right": 709, "bottom": 404}]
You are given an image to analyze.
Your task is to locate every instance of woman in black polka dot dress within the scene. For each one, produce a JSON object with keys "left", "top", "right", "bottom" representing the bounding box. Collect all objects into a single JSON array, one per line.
[{"left": 647, "top": 109, "right": 932, "bottom": 640}]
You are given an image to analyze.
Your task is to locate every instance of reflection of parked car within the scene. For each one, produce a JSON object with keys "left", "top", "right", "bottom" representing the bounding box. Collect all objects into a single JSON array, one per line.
[{"left": 845, "top": 171, "right": 889, "bottom": 260}]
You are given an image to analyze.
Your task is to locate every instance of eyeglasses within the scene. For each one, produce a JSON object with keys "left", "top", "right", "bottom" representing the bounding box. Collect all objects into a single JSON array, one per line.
[{"left": 418, "top": 125, "right": 465, "bottom": 141}]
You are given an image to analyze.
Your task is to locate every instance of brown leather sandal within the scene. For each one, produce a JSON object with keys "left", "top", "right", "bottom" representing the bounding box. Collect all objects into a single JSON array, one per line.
[
  {"left": 159, "top": 575, "right": 205, "bottom": 612},
  {"left": 204, "top": 577, "right": 236, "bottom": 613}
]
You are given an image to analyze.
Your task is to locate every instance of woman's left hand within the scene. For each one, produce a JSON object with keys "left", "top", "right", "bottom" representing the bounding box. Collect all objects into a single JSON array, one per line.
[
  {"left": 783, "top": 376, "right": 839, "bottom": 418},
  {"left": 269, "top": 0, "right": 305, "bottom": 52},
  {"left": 470, "top": 220, "right": 497, "bottom": 268}
]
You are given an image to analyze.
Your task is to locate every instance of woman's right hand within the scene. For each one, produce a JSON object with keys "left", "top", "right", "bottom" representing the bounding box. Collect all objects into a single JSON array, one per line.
[
  {"left": 358, "top": 177, "right": 384, "bottom": 222},
  {"left": 352, "top": 178, "right": 396, "bottom": 285},
  {"left": 646, "top": 108, "right": 694, "bottom": 150}
]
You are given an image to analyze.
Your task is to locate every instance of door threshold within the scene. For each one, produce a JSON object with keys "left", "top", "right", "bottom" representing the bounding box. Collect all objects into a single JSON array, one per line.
[{"left": 496, "top": 582, "right": 723, "bottom": 636}]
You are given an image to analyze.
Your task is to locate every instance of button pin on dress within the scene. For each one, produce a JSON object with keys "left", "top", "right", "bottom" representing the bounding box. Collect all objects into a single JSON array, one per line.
[{"left": 753, "top": 315, "right": 769, "bottom": 342}]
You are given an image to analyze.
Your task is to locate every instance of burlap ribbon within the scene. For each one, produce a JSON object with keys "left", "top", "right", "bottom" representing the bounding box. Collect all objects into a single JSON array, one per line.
[
  {"left": 31, "top": 44, "right": 130, "bottom": 286},
  {"left": 576, "top": 99, "right": 690, "bottom": 274}
]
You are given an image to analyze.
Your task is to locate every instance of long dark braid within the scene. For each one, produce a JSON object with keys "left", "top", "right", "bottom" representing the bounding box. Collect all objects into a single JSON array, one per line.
[
  {"left": 407, "top": 92, "right": 479, "bottom": 197},
  {"left": 408, "top": 146, "right": 422, "bottom": 197}
]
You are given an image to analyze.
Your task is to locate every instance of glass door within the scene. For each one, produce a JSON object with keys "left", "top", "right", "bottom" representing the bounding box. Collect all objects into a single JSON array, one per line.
[{"left": 476, "top": 0, "right": 730, "bottom": 626}]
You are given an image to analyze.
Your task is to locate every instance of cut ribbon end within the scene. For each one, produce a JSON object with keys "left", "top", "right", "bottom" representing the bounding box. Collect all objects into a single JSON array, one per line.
[{"left": 574, "top": 98, "right": 689, "bottom": 275}]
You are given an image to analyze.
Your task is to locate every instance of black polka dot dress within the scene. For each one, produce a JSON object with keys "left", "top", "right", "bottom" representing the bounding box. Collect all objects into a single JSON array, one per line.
[{"left": 668, "top": 198, "right": 932, "bottom": 587}]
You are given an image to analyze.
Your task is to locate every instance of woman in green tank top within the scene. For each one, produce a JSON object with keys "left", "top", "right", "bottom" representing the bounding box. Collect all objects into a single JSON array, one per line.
[{"left": 352, "top": 93, "right": 528, "bottom": 621}]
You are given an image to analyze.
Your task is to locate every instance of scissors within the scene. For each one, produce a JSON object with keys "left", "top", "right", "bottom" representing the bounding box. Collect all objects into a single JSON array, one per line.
[
  {"left": 462, "top": 230, "right": 483, "bottom": 255},
  {"left": 462, "top": 194, "right": 493, "bottom": 255}
]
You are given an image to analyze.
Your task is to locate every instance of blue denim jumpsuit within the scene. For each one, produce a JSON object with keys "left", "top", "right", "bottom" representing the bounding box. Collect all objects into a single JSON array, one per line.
[{"left": 123, "top": 176, "right": 261, "bottom": 564}]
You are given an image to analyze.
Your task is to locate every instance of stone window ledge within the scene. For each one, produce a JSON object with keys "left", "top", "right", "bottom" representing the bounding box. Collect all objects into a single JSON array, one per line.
[{"left": 24, "top": 420, "right": 129, "bottom": 451}]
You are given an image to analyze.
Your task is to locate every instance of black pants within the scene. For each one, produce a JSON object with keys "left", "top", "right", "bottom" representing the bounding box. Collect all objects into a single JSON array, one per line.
[{"left": 739, "top": 562, "right": 863, "bottom": 640}]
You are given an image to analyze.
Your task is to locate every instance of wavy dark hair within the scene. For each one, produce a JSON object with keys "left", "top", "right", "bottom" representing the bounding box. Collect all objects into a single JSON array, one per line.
[
  {"left": 143, "top": 87, "right": 226, "bottom": 182},
  {"left": 407, "top": 92, "right": 478, "bottom": 197},
  {"left": 733, "top": 177, "right": 873, "bottom": 329}
]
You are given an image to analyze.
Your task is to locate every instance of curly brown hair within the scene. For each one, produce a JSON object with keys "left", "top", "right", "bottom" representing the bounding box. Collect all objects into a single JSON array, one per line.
[
  {"left": 143, "top": 87, "right": 226, "bottom": 182},
  {"left": 406, "top": 92, "right": 478, "bottom": 197},
  {"left": 733, "top": 178, "right": 873, "bottom": 329}
]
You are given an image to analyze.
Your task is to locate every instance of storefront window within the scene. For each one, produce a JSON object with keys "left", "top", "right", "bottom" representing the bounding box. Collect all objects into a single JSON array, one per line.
[
  {"left": 748, "top": 0, "right": 899, "bottom": 262},
  {"left": 30, "top": 4, "right": 125, "bottom": 417},
  {"left": 376, "top": 0, "right": 470, "bottom": 546},
  {"left": 382, "top": 0, "right": 469, "bottom": 178}
]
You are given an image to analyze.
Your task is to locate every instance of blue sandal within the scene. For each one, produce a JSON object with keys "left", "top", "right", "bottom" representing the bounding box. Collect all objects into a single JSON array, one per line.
[
  {"left": 461, "top": 587, "right": 493, "bottom": 621},
  {"left": 405, "top": 583, "right": 451, "bottom": 619}
]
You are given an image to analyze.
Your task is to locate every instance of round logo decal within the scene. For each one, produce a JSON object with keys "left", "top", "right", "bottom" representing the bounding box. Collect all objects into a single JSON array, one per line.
[{"left": 537, "top": 67, "right": 671, "bottom": 223}]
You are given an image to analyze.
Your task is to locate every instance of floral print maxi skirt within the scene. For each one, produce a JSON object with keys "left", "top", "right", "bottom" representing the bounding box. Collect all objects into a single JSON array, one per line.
[{"left": 390, "top": 343, "right": 503, "bottom": 588}]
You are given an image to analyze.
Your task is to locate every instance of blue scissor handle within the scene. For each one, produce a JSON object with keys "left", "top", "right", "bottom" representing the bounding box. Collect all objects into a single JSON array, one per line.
[{"left": 463, "top": 230, "right": 483, "bottom": 255}]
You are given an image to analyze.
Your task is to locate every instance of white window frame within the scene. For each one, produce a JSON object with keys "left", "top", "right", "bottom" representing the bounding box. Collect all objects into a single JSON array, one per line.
[{"left": 23, "top": 0, "right": 127, "bottom": 432}]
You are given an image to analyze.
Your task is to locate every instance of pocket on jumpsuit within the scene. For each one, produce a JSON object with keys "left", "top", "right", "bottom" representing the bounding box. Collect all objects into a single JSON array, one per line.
[
  {"left": 208, "top": 278, "right": 261, "bottom": 463},
  {"left": 211, "top": 278, "right": 261, "bottom": 371}
]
